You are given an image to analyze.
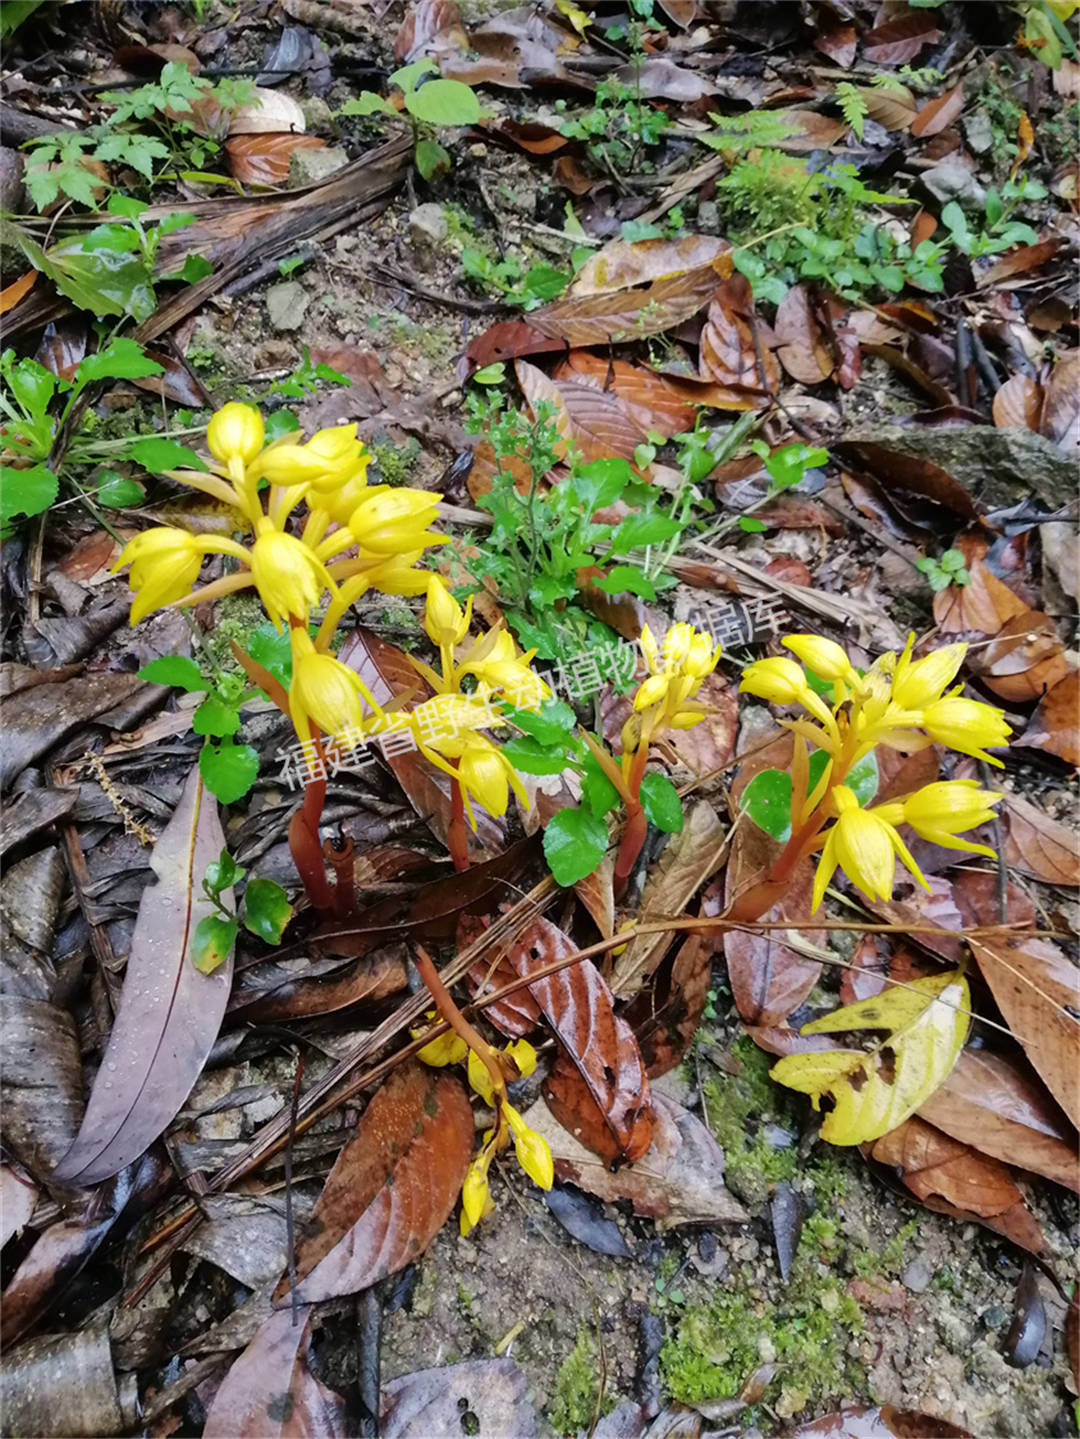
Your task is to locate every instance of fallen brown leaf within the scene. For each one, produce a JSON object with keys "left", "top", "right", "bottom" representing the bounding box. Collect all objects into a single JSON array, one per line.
[
  {"left": 1003, "top": 791, "right": 1080, "bottom": 886},
  {"left": 203, "top": 1308, "right": 346, "bottom": 1438},
  {"left": 862, "top": 10, "right": 940, "bottom": 64},
  {"left": 1021, "top": 668, "right": 1080, "bottom": 767}
]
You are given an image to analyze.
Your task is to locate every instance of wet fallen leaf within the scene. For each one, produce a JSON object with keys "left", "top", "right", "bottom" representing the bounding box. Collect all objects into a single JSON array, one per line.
[
  {"left": 993, "top": 373, "right": 1043, "bottom": 430},
  {"left": 53, "top": 766, "right": 234, "bottom": 1187},
  {"left": 833, "top": 438, "right": 980, "bottom": 524},
  {"left": 2, "top": 996, "right": 82, "bottom": 1180},
  {"left": 869, "top": 1116, "right": 1048, "bottom": 1255},
  {"left": 523, "top": 1091, "right": 747, "bottom": 1229},
  {"left": 382, "top": 1358, "right": 537, "bottom": 1439},
  {"left": 461, "top": 318, "right": 568, "bottom": 378},
  {"left": 918, "top": 1049, "right": 1080, "bottom": 1193},
  {"left": 932, "top": 556, "right": 1028, "bottom": 635},
  {"left": 1021, "top": 668, "right": 1080, "bottom": 766},
  {"left": 910, "top": 82, "right": 965, "bottom": 138},
  {"left": 395, "top": 0, "right": 467, "bottom": 61},
  {"left": 516, "top": 359, "right": 647, "bottom": 465},
  {"left": 228, "top": 946, "right": 408, "bottom": 1022},
  {"left": 624, "top": 924, "right": 713, "bottom": 1079},
  {"left": 774, "top": 284, "right": 833, "bottom": 385},
  {"left": 789, "top": 1405, "right": 972, "bottom": 1437},
  {"left": 982, "top": 239, "right": 1063, "bottom": 287},
  {"left": 280, "top": 1063, "right": 474, "bottom": 1303},
  {"left": 1004, "top": 1262, "right": 1047, "bottom": 1368},
  {"left": 0, "top": 1325, "right": 127, "bottom": 1439},
  {"left": 967, "top": 933, "right": 1080, "bottom": 1130},
  {"left": 505, "top": 915, "right": 653, "bottom": 1164},
  {"left": 202, "top": 1308, "right": 346, "bottom": 1438},
  {"left": 225, "top": 132, "right": 326, "bottom": 185},
  {"left": 699, "top": 277, "right": 779, "bottom": 404},
  {"left": 545, "top": 1183, "right": 631, "bottom": 1256},
  {"left": 0, "top": 669, "right": 145, "bottom": 790},
  {"left": 964, "top": 608, "right": 1070, "bottom": 702},
  {"left": 556, "top": 351, "right": 752, "bottom": 434},
  {"left": 862, "top": 10, "right": 940, "bottom": 64},
  {"left": 1041, "top": 348, "right": 1080, "bottom": 453},
  {"left": 1003, "top": 791, "right": 1080, "bottom": 886},
  {"left": 770, "top": 1179, "right": 802, "bottom": 1281},
  {"left": 571, "top": 235, "right": 731, "bottom": 297},
  {"left": 815, "top": 24, "right": 856, "bottom": 67},
  {"left": 1067, "top": 1292, "right": 1080, "bottom": 1392}
]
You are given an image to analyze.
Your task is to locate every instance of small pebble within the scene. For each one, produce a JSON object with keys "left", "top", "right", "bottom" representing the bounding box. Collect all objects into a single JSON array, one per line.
[{"left": 902, "top": 1255, "right": 934, "bottom": 1293}]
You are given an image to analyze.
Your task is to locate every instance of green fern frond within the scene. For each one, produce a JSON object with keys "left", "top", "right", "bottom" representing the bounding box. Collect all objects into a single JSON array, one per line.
[
  {"left": 834, "top": 83, "right": 868, "bottom": 141},
  {"left": 701, "top": 110, "right": 802, "bottom": 154}
]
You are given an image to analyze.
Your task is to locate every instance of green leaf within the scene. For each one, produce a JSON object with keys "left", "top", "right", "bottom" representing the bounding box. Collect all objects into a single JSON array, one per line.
[
  {"left": 0, "top": 464, "right": 58, "bottom": 530},
  {"left": 192, "top": 914, "right": 238, "bottom": 974},
  {"left": 522, "top": 264, "right": 569, "bottom": 302},
  {"left": 129, "top": 437, "right": 207, "bottom": 472},
  {"left": 171, "top": 253, "right": 214, "bottom": 284},
  {"left": 406, "top": 78, "right": 480, "bottom": 126},
  {"left": 265, "top": 410, "right": 301, "bottom": 442},
  {"left": 472, "top": 362, "right": 506, "bottom": 385},
  {"left": 158, "top": 211, "right": 196, "bottom": 236},
  {"left": 43, "top": 237, "right": 156, "bottom": 322},
  {"left": 414, "top": 137, "right": 451, "bottom": 181},
  {"left": 610, "top": 509, "right": 683, "bottom": 554},
  {"left": 246, "top": 621, "right": 294, "bottom": 689},
  {"left": 543, "top": 806, "right": 609, "bottom": 885},
  {"left": 137, "top": 655, "right": 209, "bottom": 692},
  {"left": 96, "top": 473, "right": 145, "bottom": 508},
  {"left": 740, "top": 767, "right": 794, "bottom": 842},
  {"left": 340, "top": 91, "right": 400, "bottom": 116},
  {"left": 569, "top": 457, "right": 633, "bottom": 514},
  {"left": 0, "top": 1, "right": 45, "bottom": 36},
  {"left": 242, "top": 877, "right": 293, "bottom": 944},
  {"left": 591, "top": 564, "right": 656, "bottom": 600},
  {"left": 205, "top": 847, "right": 244, "bottom": 895},
  {"left": 199, "top": 740, "right": 259, "bottom": 803},
  {"left": 501, "top": 735, "right": 569, "bottom": 776},
  {"left": 939, "top": 548, "right": 966, "bottom": 573},
  {"left": 640, "top": 772, "right": 683, "bottom": 833},
  {"left": 805, "top": 748, "right": 877, "bottom": 808},
  {"left": 193, "top": 695, "right": 242, "bottom": 738},
  {"left": 76, "top": 337, "right": 163, "bottom": 386},
  {"left": 581, "top": 747, "right": 620, "bottom": 818},
  {"left": 4, "top": 355, "right": 56, "bottom": 418},
  {"left": 388, "top": 58, "right": 438, "bottom": 94},
  {"left": 505, "top": 699, "right": 576, "bottom": 746},
  {"left": 739, "top": 516, "right": 768, "bottom": 533}
]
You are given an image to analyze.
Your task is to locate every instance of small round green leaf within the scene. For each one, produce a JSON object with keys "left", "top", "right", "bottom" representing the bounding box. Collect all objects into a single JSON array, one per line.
[
  {"left": 200, "top": 740, "right": 259, "bottom": 804},
  {"left": 739, "top": 767, "right": 793, "bottom": 842},
  {"left": 640, "top": 772, "right": 683, "bottom": 834},
  {"left": 129, "top": 437, "right": 207, "bottom": 472},
  {"left": 543, "top": 806, "right": 609, "bottom": 886},
  {"left": 406, "top": 79, "right": 481, "bottom": 127},
  {"left": 581, "top": 748, "right": 620, "bottom": 818},
  {"left": 193, "top": 695, "right": 241, "bottom": 738},
  {"left": 414, "top": 137, "right": 451, "bottom": 181},
  {"left": 137, "top": 655, "right": 208, "bottom": 693},
  {"left": 245, "top": 621, "right": 294, "bottom": 689},
  {"left": 1, "top": 463, "right": 58, "bottom": 529},
  {"left": 192, "top": 914, "right": 238, "bottom": 974},
  {"left": 501, "top": 735, "right": 569, "bottom": 776},
  {"left": 96, "top": 473, "right": 145, "bottom": 508},
  {"left": 205, "top": 847, "right": 244, "bottom": 896},
  {"left": 242, "top": 877, "right": 293, "bottom": 944}
]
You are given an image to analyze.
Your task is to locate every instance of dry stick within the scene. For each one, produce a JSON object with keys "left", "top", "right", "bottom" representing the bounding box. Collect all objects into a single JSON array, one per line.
[{"left": 285, "top": 1051, "right": 305, "bottom": 1328}]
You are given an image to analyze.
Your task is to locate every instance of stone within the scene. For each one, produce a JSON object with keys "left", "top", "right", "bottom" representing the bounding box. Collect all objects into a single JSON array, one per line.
[
  {"left": 252, "top": 339, "right": 297, "bottom": 370},
  {"left": 696, "top": 199, "right": 720, "bottom": 234},
  {"left": 901, "top": 1254, "right": 934, "bottom": 1293},
  {"left": 265, "top": 280, "right": 309, "bottom": 332},
  {"left": 921, "top": 158, "right": 987, "bottom": 209},
  {"left": 0, "top": 146, "right": 25, "bottom": 212},
  {"left": 964, "top": 110, "right": 995, "bottom": 156},
  {"left": 409, "top": 201, "right": 449, "bottom": 253},
  {"left": 298, "top": 96, "right": 334, "bottom": 131},
  {"left": 287, "top": 144, "right": 348, "bottom": 189}
]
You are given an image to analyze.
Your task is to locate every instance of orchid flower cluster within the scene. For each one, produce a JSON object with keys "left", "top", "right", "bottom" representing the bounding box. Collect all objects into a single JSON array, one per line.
[
  {"left": 738, "top": 634, "right": 1011, "bottom": 916},
  {"left": 113, "top": 403, "right": 550, "bottom": 863},
  {"left": 415, "top": 1023, "right": 554, "bottom": 1232}
]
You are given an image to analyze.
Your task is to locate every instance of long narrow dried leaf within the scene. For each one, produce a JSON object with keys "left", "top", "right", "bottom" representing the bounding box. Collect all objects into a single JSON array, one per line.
[
  {"left": 530, "top": 266, "right": 721, "bottom": 347},
  {"left": 53, "top": 767, "right": 233, "bottom": 1187},
  {"left": 967, "top": 934, "right": 1080, "bottom": 1130},
  {"left": 203, "top": 1307, "right": 347, "bottom": 1439},
  {"left": 918, "top": 1049, "right": 1080, "bottom": 1193},
  {"left": 910, "top": 82, "right": 965, "bottom": 138},
  {"left": 281, "top": 1064, "right": 473, "bottom": 1303},
  {"left": 771, "top": 972, "right": 970, "bottom": 1145},
  {"left": 505, "top": 915, "right": 653, "bottom": 1164}
]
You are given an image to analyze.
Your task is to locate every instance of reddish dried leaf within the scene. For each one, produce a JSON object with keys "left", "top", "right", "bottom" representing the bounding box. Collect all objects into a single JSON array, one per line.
[
  {"left": 1069, "top": 1293, "right": 1080, "bottom": 1393},
  {"left": 281, "top": 1064, "right": 473, "bottom": 1303},
  {"left": 771, "top": 109, "right": 849, "bottom": 152},
  {"left": 815, "top": 24, "right": 856, "bottom": 67},
  {"left": 873, "top": 873, "right": 965, "bottom": 964},
  {"left": 571, "top": 235, "right": 731, "bottom": 297},
  {"left": 551, "top": 154, "right": 594, "bottom": 194},
  {"left": 834, "top": 439, "right": 979, "bottom": 521},
  {"left": 34, "top": 318, "right": 88, "bottom": 379},
  {"left": 467, "top": 439, "right": 533, "bottom": 500},
  {"left": 0, "top": 269, "right": 37, "bottom": 316},
  {"left": 53, "top": 767, "right": 233, "bottom": 1187},
  {"left": 1021, "top": 667, "right": 1080, "bottom": 766},
  {"left": 840, "top": 934, "right": 890, "bottom": 1004},
  {"left": 700, "top": 282, "right": 779, "bottom": 404},
  {"left": 1003, "top": 792, "right": 1080, "bottom": 887},
  {"left": 968, "top": 933, "right": 1080, "bottom": 1131},
  {"left": 203, "top": 1308, "right": 346, "bottom": 1439},
  {"left": 918, "top": 1049, "right": 1080, "bottom": 1193},
  {"left": 525, "top": 1091, "right": 746, "bottom": 1227},
  {"left": 530, "top": 266, "right": 721, "bottom": 347},
  {"left": 790, "top": 1405, "right": 972, "bottom": 1438},
  {"left": 993, "top": 374, "right": 1043, "bottom": 430},
  {"left": 774, "top": 284, "right": 833, "bottom": 385},
  {"left": 657, "top": 0, "right": 697, "bottom": 27},
  {"left": 225, "top": 132, "right": 326, "bottom": 186},
  {"left": 910, "top": 82, "right": 965, "bottom": 138},
  {"left": 515, "top": 359, "right": 646, "bottom": 464},
  {"left": 337, "top": 627, "right": 504, "bottom": 855},
  {"left": 1041, "top": 349, "right": 1080, "bottom": 453},
  {"left": 665, "top": 670, "right": 738, "bottom": 777},
  {"left": 932, "top": 556, "right": 1028, "bottom": 635},
  {"left": 395, "top": 0, "right": 466, "bottom": 61},
  {"left": 497, "top": 119, "right": 568, "bottom": 154},
  {"left": 868, "top": 1116, "right": 1048, "bottom": 1255},
  {"left": 229, "top": 947, "right": 408, "bottom": 1022},
  {"left": 625, "top": 888, "right": 717, "bottom": 1079},
  {"left": 457, "top": 912, "right": 544, "bottom": 1037},
  {"left": 862, "top": 10, "right": 940, "bottom": 64},
  {"left": 462, "top": 319, "right": 567, "bottom": 377},
  {"left": 505, "top": 915, "right": 653, "bottom": 1164},
  {"left": 966, "top": 609, "right": 1069, "bottom": 702},
  {"left": 574, "top": 856, "right": 615, "bottom": 939},
  {"left": 982, "top": 239, "right": 1063, "bottom": 287},
  {"left": 557, "top": 351, "right": 754, "bottom": 434}
]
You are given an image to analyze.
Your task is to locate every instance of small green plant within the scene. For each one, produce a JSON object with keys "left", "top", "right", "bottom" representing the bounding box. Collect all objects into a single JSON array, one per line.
[
  {"left": 23, "top": 62, "right": 253, "bottom": 210},
  {"left": 700, "top": 110, "right": 802, "bottom": 154},
  {"left": 834, "top": 83, "right": 869, "bottom": 141},
  {"left": 138, "top": 623, "right": 291, "bottom": 803},
  {"left": 916, "top": 548, "right": 971, "bottom": 592},
  {"left": 558, "top": 16, "right": 670, "bottom": 173},
  {"left": 460, "top": 248, "right": 570, "bottom": 309},
  {"left": 0, "top": 336, "right": 201, "bottom": 529},
  {"left": 268, "top": 346, "right": 351, "bottom": 399},
  {"left": 736, "top": 440, "right": 828, "bottom": 534},
  {"left": 339, "top": 58, "right": 481, "bottom": 180},
  {"left": 193, "top": 847, "right": 292, "bottom": 973},
  {"left": 939, "top": 178, "right": 1045, "bottom": 258}
]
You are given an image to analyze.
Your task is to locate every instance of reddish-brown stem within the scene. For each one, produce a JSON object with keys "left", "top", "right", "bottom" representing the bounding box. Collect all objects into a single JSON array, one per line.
[
  {"left": 725, "top": 801, "right": 829, "bottom": 923},
  {"left": 413, "top": 943, "right": 505, "bottom": 1106},
  {"left": 448, "top": 777, "right": 470, "bottom": 873},
  {"left": 288, "top": 732, "right": 335, "bottom": 912},
  {"left": 613, "top": 740, "right": 652, "bottom": 895},
  {"left": 324, "top": 835, "right": 357, "bottom": 918}
]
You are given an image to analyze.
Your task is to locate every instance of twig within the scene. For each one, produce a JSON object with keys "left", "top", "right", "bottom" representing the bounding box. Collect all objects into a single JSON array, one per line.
[{"left": 285, "top": 1050, "right": 305, "bottom": 1327}]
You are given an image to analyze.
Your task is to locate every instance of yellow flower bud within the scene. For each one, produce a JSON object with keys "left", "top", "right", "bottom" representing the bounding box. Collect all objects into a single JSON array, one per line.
[
  {"left": 458, "top": 736, "right": 525, "bottom": 821},
  {"left": 920, "top": 695, "right": 1012, "bottom": 766},
  {"left": 634, "top": 673, "right": 671, "bottom": 711},
  {"left": 782, "top": 634, "right": 855, "bottom": 684},
  {"left": 288, "top": 628, "right": 371, "bottom": 742},
  {"left": 349, "top": 488, "right": 445, "bottom": 556},
  {"left": 639, "top": 624, "right": 659, "bottom": 673},
  {"left": 113, "top": 526, "right": 204, "bottom": 624},
  {"left": 661, "top": 623, "right": 696, "bottom": 668},
  {"left": 503, "top": 1105, "right": 554, "bottom": 1190},
  {"left": 366, "top": 552, "right": 436, "bottom": 597},
  {"left": 505, "top": 1038, "right": 538, "bottom": 1081},
  {"left": 250, "top": 530, "right": 331, "bottom": 630},
  {"left": 684, "top": 631, "right": 721, "bottom": 679},
  {"left": 414, "top": 1025, "right": 468, "bottom": 1067},
  {"left": 424, "top": 575, "right": 472, "bottom": 648},
  {"left": 461, "top": 1159, "right": 492, "bottom": 1229},
  {"left": 901, "top": 780, "right": 1000, "bottom": 855},
  {"left": 467, "top": 1048, "right": 496, "bottom": 1104},
  {"left": 739, "top": 656, "right": 808, "bottom": 706},
  {"left": 207, "top": 402, "right": 264, "bottom": 466},
  {"left": 890, "top": 637, "right": 967, "bottom": 709}
]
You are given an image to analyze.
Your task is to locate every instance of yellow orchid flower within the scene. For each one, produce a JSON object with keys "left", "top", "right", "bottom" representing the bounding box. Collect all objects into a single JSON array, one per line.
[
  {"left": 919, "top": 694, "right": 1012, "bottom": 766},
  {"left": 782, "top": 634, "right": 858, "bottom": 686},
  {"left": 249, "top": 529, "right": 334, "bottom": 631},
  {"left": 889, "top": 637, "right": 967, "bottom": 709},
  {"left": 900, "top": 780, "right": 1001, "bottom": 855},
  {"left": 504, "top": 1103, "right": 554, "bottom": 1190},
  {"left": 206, "top": 401, "right": 264, "bottom": 468},
  {"left": 424, "top": 575, "right": 473, "bottom": 650},
  {"left": 288, "top": 628, "right": 381, "bottom": 743},
  {"left": 811, "top": 785, "right": 929, "bottom": 912},
  {"left": 113, "top": 527, "right": 207, "bottom": 624},
  {"left": 346, "top": 488, "right": 446, "bottom": 556}
]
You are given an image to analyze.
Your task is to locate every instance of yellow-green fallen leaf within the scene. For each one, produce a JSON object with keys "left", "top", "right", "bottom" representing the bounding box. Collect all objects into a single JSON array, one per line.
[
  {"left": 770, "top": 970, "right": 970, "bottom": 1145},
  {"left": 555, "top": 0, "right": 592, "bottom": 36}
]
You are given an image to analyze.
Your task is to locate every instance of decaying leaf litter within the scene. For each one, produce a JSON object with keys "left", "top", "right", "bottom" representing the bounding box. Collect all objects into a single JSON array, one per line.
[{"left": 0, "top": 0, "right": 1078, "bottom": 1436}]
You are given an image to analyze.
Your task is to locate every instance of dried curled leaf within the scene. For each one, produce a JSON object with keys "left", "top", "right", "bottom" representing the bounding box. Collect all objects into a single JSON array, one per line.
[{"left": 770, "top": 971, "right": 970, "bottom": 1145}]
